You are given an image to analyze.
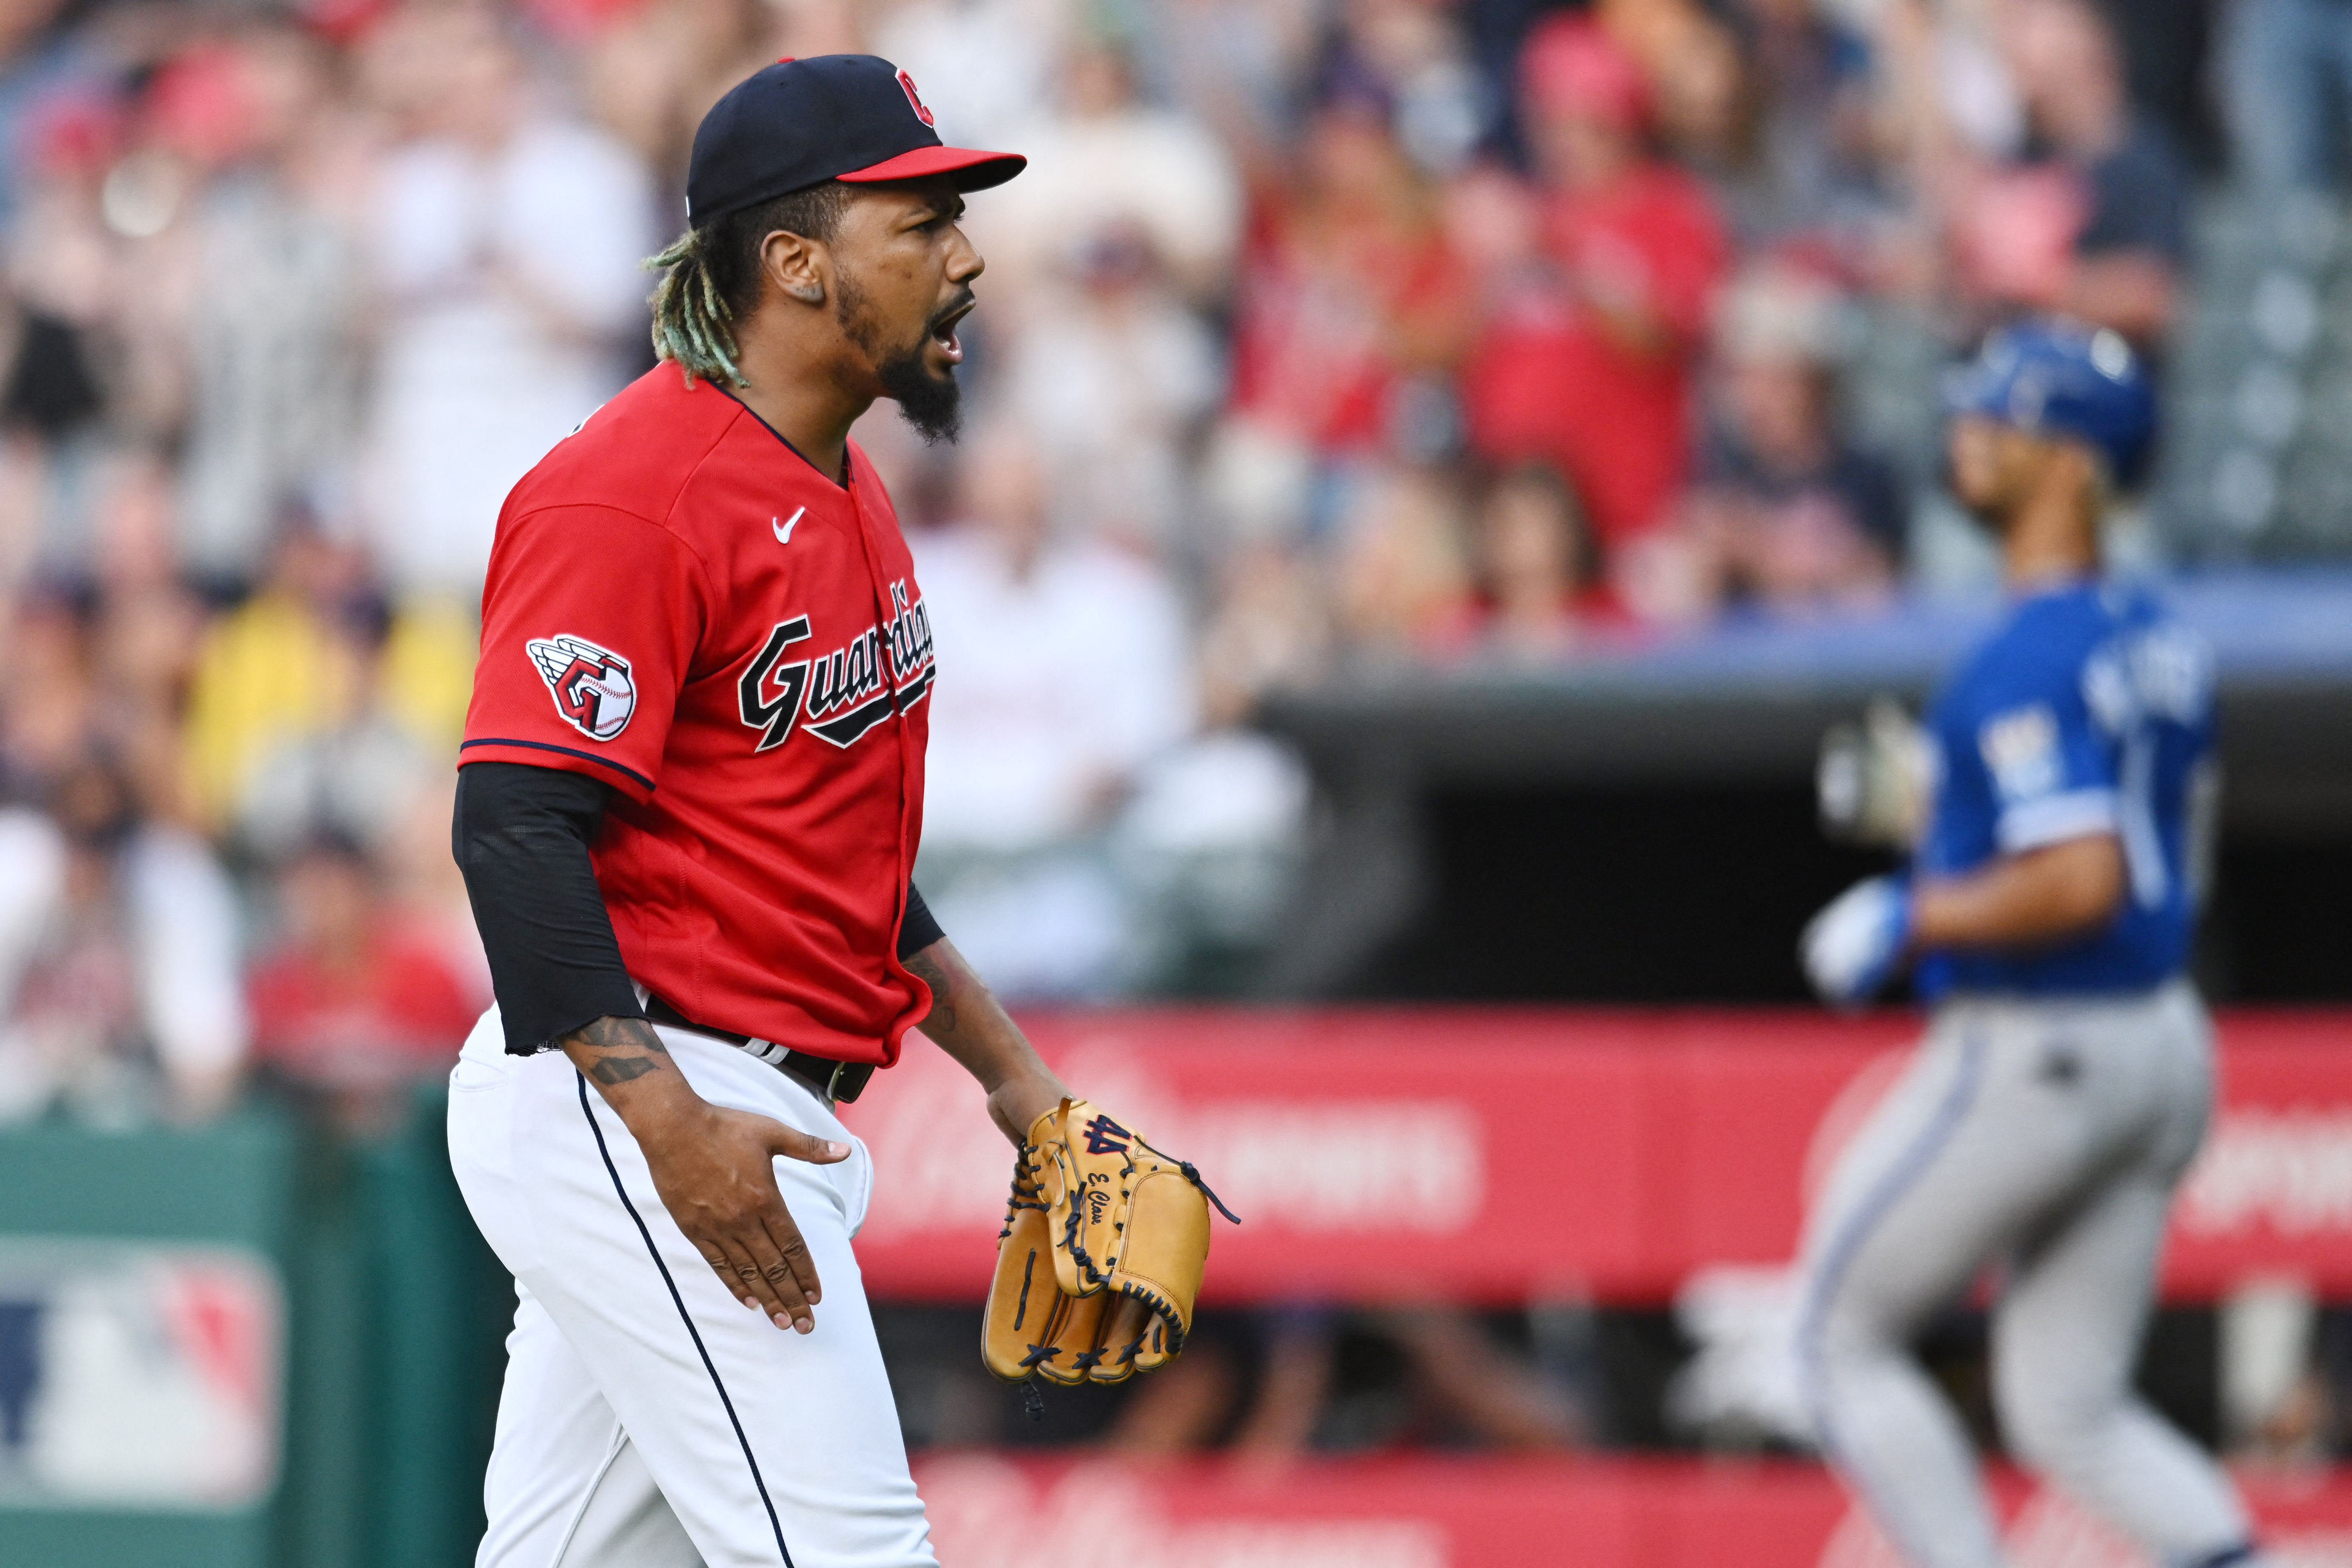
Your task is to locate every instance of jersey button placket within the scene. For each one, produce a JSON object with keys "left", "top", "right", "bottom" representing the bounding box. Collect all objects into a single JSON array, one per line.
[{"left": 845, "top": 468, "right": 919, "bottom": 986}]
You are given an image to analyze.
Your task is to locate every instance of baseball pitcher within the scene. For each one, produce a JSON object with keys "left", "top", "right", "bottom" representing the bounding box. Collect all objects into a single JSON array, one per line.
[{"left": 446, "top": 57, "right": 1219, "bottom": 1568}]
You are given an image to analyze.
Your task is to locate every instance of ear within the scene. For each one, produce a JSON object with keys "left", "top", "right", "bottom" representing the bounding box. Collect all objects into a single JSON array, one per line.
[{"left": 760, "top": 228, "right": 829, "bottom": 306}]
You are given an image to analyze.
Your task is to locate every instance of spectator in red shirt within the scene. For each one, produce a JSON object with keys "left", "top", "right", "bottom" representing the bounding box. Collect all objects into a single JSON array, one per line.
[
  {"left": 1223, "top": 80, "right": 1472, "bottom": 473},
  {"left": 247, "top": 833, "right": 478, "bottom": 1119},
  {"left": 1460, "top": 15, "right": 1727, "bottom": 577}
]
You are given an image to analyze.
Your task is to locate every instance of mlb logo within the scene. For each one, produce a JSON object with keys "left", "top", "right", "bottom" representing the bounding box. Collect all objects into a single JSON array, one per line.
[{"left": 0, "top": 1240, "right": 282, "bottom": 1509}]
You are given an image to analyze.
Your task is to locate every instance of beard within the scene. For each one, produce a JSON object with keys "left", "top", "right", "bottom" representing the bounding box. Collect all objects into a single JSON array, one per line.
[
  {"left": 877, "top": 343, "right": 962, "bottom": 444},
  {"left": 837, "top": 270, "right": 964, "bottom": 446}
]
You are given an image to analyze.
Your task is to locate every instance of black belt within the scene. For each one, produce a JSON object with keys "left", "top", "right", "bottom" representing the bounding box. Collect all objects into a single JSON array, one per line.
[{"left": 641, "top": 995, "right": 876, "bottom": 1105}]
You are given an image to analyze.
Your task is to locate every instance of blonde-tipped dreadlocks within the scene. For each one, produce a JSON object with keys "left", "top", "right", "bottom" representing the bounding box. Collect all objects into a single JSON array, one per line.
[
  {"left": 646, "top": 225, "right": 741, "bottom": 387},
  {"left": 645, "top": 182, "right": 847, "bottom": 389}
]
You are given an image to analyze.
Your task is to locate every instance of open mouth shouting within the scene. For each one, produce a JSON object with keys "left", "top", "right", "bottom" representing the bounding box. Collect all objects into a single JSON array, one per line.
[{"left": 927, "top": 295, "right": 975, "bottom": 367}]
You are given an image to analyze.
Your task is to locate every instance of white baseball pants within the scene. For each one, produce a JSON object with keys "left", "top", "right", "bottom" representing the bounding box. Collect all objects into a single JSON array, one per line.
[
  {"left": 1794, "top": 981, "right": 2257, "bottom": 1568},
  {"left": 447, "top": 1006, "right": 939, "bottom": 1568}
]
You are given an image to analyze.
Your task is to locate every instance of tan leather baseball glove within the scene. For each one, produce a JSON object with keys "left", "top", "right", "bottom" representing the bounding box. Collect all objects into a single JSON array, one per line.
[{"left": 982, "top": 1099, "right": 1236, "bottom": 1389}]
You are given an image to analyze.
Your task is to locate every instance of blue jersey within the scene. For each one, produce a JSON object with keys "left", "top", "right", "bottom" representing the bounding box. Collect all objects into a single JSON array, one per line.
[{"left": 1914, "top": 580, "right": 2215, "bottom": 999}]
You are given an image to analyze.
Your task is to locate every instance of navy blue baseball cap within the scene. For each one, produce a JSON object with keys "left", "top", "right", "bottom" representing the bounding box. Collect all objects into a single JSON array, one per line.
[
  {"left": 686, "top": 55, "right": 1025, "bottom": 224},
  {"left": 1944, "top": 318, "right": 2158, "bottom": 484}
]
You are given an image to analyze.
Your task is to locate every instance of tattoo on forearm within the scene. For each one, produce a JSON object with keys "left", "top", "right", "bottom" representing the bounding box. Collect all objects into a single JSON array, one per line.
[
  {"left": 563, "top": 1015, "right": 672, "bottom": 1088},
  {"left": 566, "top": 1015, "right": 669, "bottom": 1055},
  {"left": 906, "top": 950, "right": 958, "bottom": 1037}
]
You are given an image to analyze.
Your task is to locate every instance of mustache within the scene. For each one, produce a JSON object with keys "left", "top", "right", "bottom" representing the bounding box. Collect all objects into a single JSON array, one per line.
[{"left": 926, "top": 291, "right": 976, "bottom": 336}]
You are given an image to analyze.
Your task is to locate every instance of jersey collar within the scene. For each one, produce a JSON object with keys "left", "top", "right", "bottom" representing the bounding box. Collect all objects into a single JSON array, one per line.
[{"left": 714, "top": 385, "right": 852, "bottom": 491}]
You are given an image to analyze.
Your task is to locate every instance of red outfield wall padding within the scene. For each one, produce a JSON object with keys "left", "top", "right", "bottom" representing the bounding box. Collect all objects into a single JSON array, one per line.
[
  {"left": 841, "top": 1009, "right": 2352, "bottom": 1304},
  {"left": 910, "top": 1455, "right": 2352, "bottom": 1568}
]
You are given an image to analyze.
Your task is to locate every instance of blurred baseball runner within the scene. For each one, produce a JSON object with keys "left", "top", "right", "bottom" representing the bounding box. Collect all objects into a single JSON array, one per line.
[
  {"left": 445, "top": 56, "right": 1215, "bottom": 1568},
  {"left": 1795, "top": 321, "right": 2268, "bottom": 1568}
]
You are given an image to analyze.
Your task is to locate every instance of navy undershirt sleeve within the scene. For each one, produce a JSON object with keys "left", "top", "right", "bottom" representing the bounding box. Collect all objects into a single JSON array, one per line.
[
  {"left": 900, "top": 880, "right": 945, "bottom": 959},
  {"left": 453, "top": 760, "right": 947, "bottom": 1056},
  {"left": 453, "top": 760, "right": 645, "bottom": 1055}
]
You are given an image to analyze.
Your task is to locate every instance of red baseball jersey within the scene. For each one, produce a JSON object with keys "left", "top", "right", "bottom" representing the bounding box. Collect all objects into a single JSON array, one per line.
[{"left": 461, "top": 366, "right": 936, "bottom": 1066}]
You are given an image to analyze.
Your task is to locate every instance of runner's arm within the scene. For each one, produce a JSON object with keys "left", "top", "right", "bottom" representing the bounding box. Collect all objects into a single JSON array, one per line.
[{"left": 1911, "top": 833, "right": 2127, "bottom": 950}]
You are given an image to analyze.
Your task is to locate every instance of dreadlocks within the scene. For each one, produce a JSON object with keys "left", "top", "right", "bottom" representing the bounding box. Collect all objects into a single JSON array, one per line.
[{"left": 646, "top": 182, "right": 848, "bottom": 387}]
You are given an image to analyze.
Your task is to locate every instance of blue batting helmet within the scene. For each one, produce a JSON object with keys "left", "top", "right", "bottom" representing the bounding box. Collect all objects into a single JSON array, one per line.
[{"left": 1943, "top": 319, "right": 2158, "bottom": 485}]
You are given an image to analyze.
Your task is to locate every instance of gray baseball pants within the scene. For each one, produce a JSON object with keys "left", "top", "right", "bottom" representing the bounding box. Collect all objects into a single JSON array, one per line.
[{"left": 1794, "top": 980, "right": 2257, "bottom": 1568}]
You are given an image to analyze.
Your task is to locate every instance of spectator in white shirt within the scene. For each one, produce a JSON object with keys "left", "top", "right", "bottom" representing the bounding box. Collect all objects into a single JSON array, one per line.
[
  {"left": 355, "top": 3, "right": 653, "bottom": 600},
  {"left": 0, "top": 752, "right": 247, "bottom": 1128},
  {"left": 969, "top": 35, "right": 1243, "bottom": 305},
  {"left": 1000, "top": 223, "right": 1222, "bottom": 553},
  {"left": 912, "top": 429, "right": 1194, "bottom": 996},
  {"left": 917, "top": 429, "right": 1194, "bottom": 854}
]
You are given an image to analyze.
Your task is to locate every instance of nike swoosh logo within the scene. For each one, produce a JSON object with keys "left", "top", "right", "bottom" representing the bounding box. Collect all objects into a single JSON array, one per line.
[{"left": 773, "top": 507, "right": 805, "bottom": 544}]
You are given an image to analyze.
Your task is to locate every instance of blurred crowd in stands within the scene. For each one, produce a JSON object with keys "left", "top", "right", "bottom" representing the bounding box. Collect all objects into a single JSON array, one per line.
[{"left": 0, "top": 0, "right": 2331, "bottom": 1114}]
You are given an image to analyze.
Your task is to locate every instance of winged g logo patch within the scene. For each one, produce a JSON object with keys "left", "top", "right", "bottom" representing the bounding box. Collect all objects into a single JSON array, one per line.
[{"left": 527, "top": 634, "right": 637, "bottom": 741}]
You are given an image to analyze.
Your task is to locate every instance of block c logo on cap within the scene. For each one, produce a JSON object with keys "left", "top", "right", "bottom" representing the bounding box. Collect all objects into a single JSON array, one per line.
[{"left": 897, "top": 68, "right": 935, "bottom": 127}]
